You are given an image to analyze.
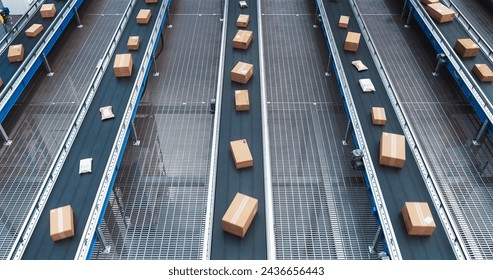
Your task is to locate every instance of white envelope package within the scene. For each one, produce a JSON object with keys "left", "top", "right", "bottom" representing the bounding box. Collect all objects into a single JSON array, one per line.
[
  {"left": 79, "top": 158, "right": 93, "bottom": 174},
  {"left": 359, "top": 78, "right": 376, "bottom": 92}
]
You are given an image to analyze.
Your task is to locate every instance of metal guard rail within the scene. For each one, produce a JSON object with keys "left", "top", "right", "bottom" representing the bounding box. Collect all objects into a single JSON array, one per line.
[
  {"left": 8, "top": 0, "right": 137, "bottom": 260},
  {"left": 315, "top": 0, "right": 402, "bottom": 260}
]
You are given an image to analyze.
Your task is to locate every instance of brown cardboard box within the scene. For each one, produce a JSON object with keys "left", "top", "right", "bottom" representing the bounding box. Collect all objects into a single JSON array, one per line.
[
  {"left": 7, "top": 44, "right": 25, "bottom": 63},
  {"left": 231, "top": 61, "right": 254, "bottom": 84},
  {"left": 137, "top": 9, "right": 152, "bottom": 24},
  {"left": 145, "top": 0, "right": 158, "bottom": 3},
  {"left": 232, "top": 30, "right": 253, "bottom": 50},
  {"left": 0, "top": 77, "right": 3, "bottom": 88},
  {"left": 402, "top": 202, "right": 436, "bottom": 236},
  {"left": 25, "top": 23, "right": 44, "bottom": 38},
  {"left": 344, "top": 32, "right": 361, "bottom": 52},
  {"left": 454, "top": 38, "right": 480, "bottom": 58},
  {"left": 420, "top": 0, "right": 439, "bottom": 4},
  {"left": 473, "top": 64, "right": 493, "bottom": 82},
  {"left": 40, "top": 4, "right": 56, "bottom": 18},
  {"left": 50, "top": 205, "right": 75, "bottom": 241},
  {"left": 371, "top": 107, "right": 387, "bottom": 126},
  {"left": 230, "top": 139, "right": 253, "bottom": 169},
  {"left": 426, "top": 3, "right": 455, "bottom": 23},
  {"left": 380, "top": 132, "right": 406, "bottom": 168},
  {"left": 222, "top": 192, "right": 258, "bottom": 238},
  {"left": 127, "top": 36, "right": 140, "bottom": 51},
  {"left": 113, "top": 53, "right": 133, "bottom": 77},
  {"left": 237, "top": 14, "right": 250, "bottom": 28},
  {"left": 235, "top": 90, "right": 249, "bottom": 111},
  {"left": 339, "top": 15, "right": 350, "bottom": 29}
]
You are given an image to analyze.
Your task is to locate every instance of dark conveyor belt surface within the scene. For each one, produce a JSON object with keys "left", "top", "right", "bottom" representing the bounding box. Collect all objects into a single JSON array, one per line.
[
  {"left": 320, "top": 0, "right": 456, "bottom": 259},
  {"left": 451, "top": 0, "right": 493, "bottom": 48},
  {"left": 21, "top": 0, "right": 166, "bottom": 260},
  {"left": 210, "top": 0, "right": 266, "bottom": 260}
]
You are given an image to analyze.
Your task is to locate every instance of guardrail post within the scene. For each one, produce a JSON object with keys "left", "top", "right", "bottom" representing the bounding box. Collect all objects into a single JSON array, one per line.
[
  {"left": 73, "top": 7, "right": 83, "bottom": 28},
  {"left": 0, "top": 124, "right": 12, "bottom": 146},
  {"left": 42, "top": 52, "right": 54, "bottom": 76},
  {"left": 432, "top": 53, "right": 446, "bottom": 76},
  {"left": 472, "top": 119, "right": 490, "bottom": 146}
]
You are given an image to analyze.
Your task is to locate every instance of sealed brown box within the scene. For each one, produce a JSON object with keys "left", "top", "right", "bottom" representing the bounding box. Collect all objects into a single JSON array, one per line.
[
  {"left": 371, "top": 107, "right": 387, "bottom": 126},
  {"left": 237, "top": 14, "right": 250, "bottom": 28},
  {"left": 127, "top": 36, "right": 140, "bottom": 51},
  {"left": 7, "top": 44, "right": 25, "bottom": 63},
  {"left": 380, "top": 132, "right": 406, "bottom": 168},
  {"left": 222, "top": 192, "right": 258, "bottom": 238},
  {"left": 420, "top": 0, "right": 439, "bottom": 4},
  {"left": 145, "top": 0, "right": 158, "bottom": 3},
  {"left": 402, "top": 202, "right": 436, "bottom": 236},
  {"left": 231, "top": 61, "right": 254, "bottom": 84},
  {"left": 137, "top": 9, "right": 152, "bottom": 24},
  {"left": 339, "top": 15, "right": 349, "bottom": 29},
  {"left": 344, "top": 32, "right": 361, "bottom": 52},
  {"left": 25, "top": 23, "right": 44, "bottom": 38},
  {"left": 426, "top": 3, "right": 455, "bottom": 23},
  {"left": 230, "top": 139, "right": 253, "bottom": 169},
  {"left": 232, "top": 30, "right": 253, "bottom": 50},
  {"left": 50, "top": 205, "right": 75, "bottom": 241},
  {"left": 454, "top": 38, "right": 480, "bottom": 58},
  {"left": 40, "top": 4, "right": 56, "bottom": 18},
  {"left": 235, "top": 90, "right": 250, "bottom": 111},
  {"left": 113, "top": 53, "right": 133, "bottom": 77},
  {"left": 473, "top": 64, "right": 493, "bottom": 82}
]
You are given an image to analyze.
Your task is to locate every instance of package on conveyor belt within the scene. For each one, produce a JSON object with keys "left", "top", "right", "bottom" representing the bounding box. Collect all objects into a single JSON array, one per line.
[
  {"left": 235, "top": 90, "right": 250, "bottom": 111},
  {"left": 137, "top": 9, "right": 152, "bottom": 24},
  {"left": 145, "top": 0, "right": 158, "bottom": 3},
  {"left": 425, "top": 3, "right": 455, "bottom": 23},
  {"left": 237, "top": 14, "right": 250, "bottom": 28},
  {"left": 232, "top": 30, "right": 253, "bottom": 50},
  {"left": 454, "top": 38, "right": 480, "bottom": 58},
  {"left": 113, "top": 53, "right": 133, "bottom": 78},
  {"left": 231, "top": 61, "right": 254, "bottom": 84},
  {"left": 7, "top": 44, "right": 25, "bottom": 63},
  {"left": 239, "top": 1, "right": 248, "bottom": 8},
  {"left": 25, "top": 23, "right": 44, "bottom": 38},
  {"left": 352, "top": 60, "right": 368, "bottom": 72},
  {"left": 420, "top": 0, "right": 439, "bottom": 4},
  {"left": 99, "top": 106, "right": 115, "bottom": 120},
  {"left": 50, "top": 205, "right": 75, "bottom": 241},
  {"left": 380, "top": 132, "right": 406, "bottom": 168},
  {"left": 79, "top": 158, "right": 93, "bottom": 174},
  {"left": 40, "top": 4, "right": 56, "bottom": 18},
  {"left": 473, "top": 64, "right": 493, "bottom": 82},
  {"left": 402, "top": 202, "right": 436, "bottom": 236},
  {"left": 230, "top": 139, "right": 253, "bottom": 169},
  {"left": 222, "top": 192, "right": 258, "bottom": 238},
  {"left": 344, "top": 31, "right": 361, "bottom": 52},
  {"left": 127, "top": 36, "right": 140, "bottom": 51},
  {"left": 338, "top": 15, "right": 350, "bottom": 29},
  {"left": 359, "top": 78, "right": 375, "bottom": 92},
  {"left": 371, "top": 107, "right": 386, "bottom": 126}
]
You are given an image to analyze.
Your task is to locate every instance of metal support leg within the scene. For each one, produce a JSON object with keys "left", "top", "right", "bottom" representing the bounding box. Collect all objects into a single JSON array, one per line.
[
  {"left": 404, "top": 6, "right": 413, "bottom": 28},
  {"left": 166, "top": 7, "right": 172, "bottom": 28},
  {"left": 96, "top": 226, "right": 111, "bottom": 254},
  {"left": 0, "top": 124, "right": 12, "bottom": 146},
  {"left": 152, "top": 55, "right": 159, "bottom": 77},
  {"left": 74, "top": 8, "right": 83, "bottom": 28},
  {"left": 325, "top": 54, "right": 332, "bottom": 77},
  {"left": 432, "top": 53, "right": 446, "bottom": 77},
  {"left": 42, "top": 53, "right": 54, "bottom": 76},
  {"left": 401, "top": 0, "right": 408, "bottom": 19},
  {"left": 369, "top": 225, "right": 382, "bottom": 254},
  {"left": 131, "top": 121, "right": 140, "bottom": 146},
  {"left": 342, "top": 121, "right": 351, "bottom": 146},
  {"left": 313, "top": 11, "right": 319, "bottom": 28},
  {"left": 472, "top": 119, "right": 490, "bottom": 146}
]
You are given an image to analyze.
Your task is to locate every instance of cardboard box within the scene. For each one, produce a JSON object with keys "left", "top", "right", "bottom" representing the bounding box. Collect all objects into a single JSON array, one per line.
[
  {"left": 25, "top": 23, "right": 44, "bottom": 38},
  {"left": 426, "top": 3, "right": 455, "bottom": 23},
  {"left": 232, "top": 30, "right": 253, "bottom": 50},
  {"left": 380, "top": 132, "right": 406, "bottom": 168},
  {"left": 420, "top": 0, "right": 439, "bottom": 4},
  {"left": 127, "top": 36, "right": 140, "bottom": 51},
  {"left": 113, "top": 53, "right": 133, "bottom": 77},
  {"left": 222, "top": 193, "right": 258, "bottom": 238},
  {"left": 473, "top": 64, "right": 493, "bottom": 82},
  {"left": 231, "top": 61, "right": 254, "bottom": 84},
  {"left": 50, "top": 205, "right": 75, "bottom": 241},
  {"left": 145, "top": 0, "right": 158, "bottom": 3},
  {"left": 402, "top": 202, "right": 436, "bottom": 236},
  {"left": 339, "top": 15, "right": 350, "bottom": 29},
  {"left": 344, "top": 32, "right": 361, "bottom": 52},
  {"left": 137, "top": 9, "right": 152, "bottom": 24},
  {"left": 40, "top": 4, "right": 56, "bottom": 18},
  {"left": 237, "top": 14, "right": 250, "bottom": 27},
  {"left": 230, "top": 139, "right": 253, "bottom": 169},
  {"left": 7, "top": 44, "right": 25, "bottom": 63},
  {"left": 0, "top": 77, "right": 3, "bottom": 88},
  {"left": 235, "top": 90, "right": 249, "bottom": 111},
  {"left": 371, "top": 107, "right": 387, "bottom": 126},
  {"left": 454, "top": 38, "right": 480, "bottom": 58}
]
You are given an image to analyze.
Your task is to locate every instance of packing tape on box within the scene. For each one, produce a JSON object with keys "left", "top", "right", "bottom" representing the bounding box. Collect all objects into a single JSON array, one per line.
[
  {"left": 389, "top": 134, "right": 397, "bottom": 167},
  {"left": 415, "top": 203, "right": 432, "bottom": 226},
  {"left": 119, "top": 56, "right": 125, "bottom": 67},
  {"left": 376, "top": 108, "right": 382, "bottom": 120},
  {"left": 231, "top": 195, "right": 249, "bottom": 224}
]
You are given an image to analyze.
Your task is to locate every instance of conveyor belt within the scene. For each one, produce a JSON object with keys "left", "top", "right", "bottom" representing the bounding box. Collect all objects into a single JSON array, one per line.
[
  {"left": 16, "top": 0, "right": 169, "bottom": 260},
  {"left": 0, "top": 0, "right": 85, "bottom": 123},
  {"left": 318, "top": 0, "right": 456, "bottom": 259},
  {"left": 451, "top": 0, "right": 493, "bottom": 48},
  {"left": 209, "top": 0, "right": 267, "bottom": 260}
]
